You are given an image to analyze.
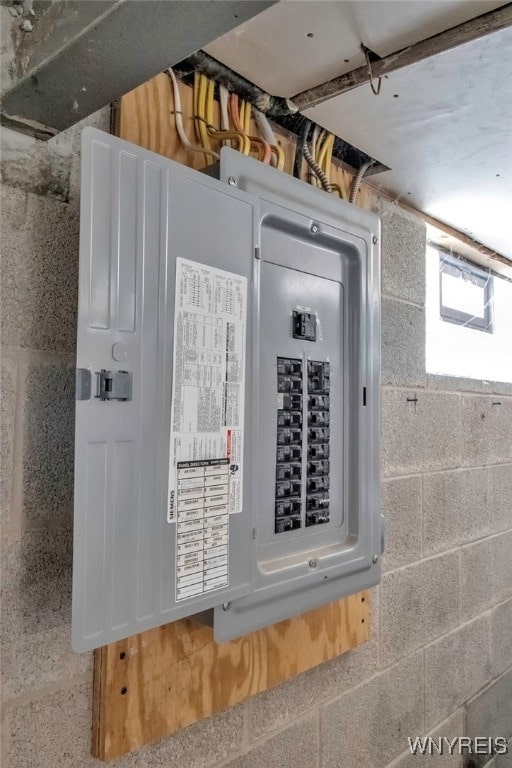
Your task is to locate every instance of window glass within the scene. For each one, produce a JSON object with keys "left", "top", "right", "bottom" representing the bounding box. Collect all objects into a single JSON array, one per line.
[{"left": 426, "top": 245, "right": 512, "bottom": 382}]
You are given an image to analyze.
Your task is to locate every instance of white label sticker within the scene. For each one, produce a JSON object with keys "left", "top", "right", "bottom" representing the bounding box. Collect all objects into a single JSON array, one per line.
[
  {"left": 173, "top": 458, "right": 230, "bottom": 601},
  {"left": 168, "top": 258, "right": 247, "bottom": 524}
]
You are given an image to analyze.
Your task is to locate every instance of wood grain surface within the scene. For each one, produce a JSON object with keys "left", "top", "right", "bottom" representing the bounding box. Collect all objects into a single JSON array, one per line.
[{"left": 93, "top": 593, "right": 369, "bottom": 761}]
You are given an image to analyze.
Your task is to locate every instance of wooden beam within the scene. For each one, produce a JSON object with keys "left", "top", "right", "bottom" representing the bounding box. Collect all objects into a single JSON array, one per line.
[
  {"left": 368, "top": 182, "right": 512, "bottom": 271},
  {"left": 292, "top": 4, "right": 512, "bottom": 109}
]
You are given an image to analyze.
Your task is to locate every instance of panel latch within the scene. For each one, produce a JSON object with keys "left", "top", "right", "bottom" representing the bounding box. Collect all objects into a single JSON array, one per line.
[{"left": 96, "top": 370, "right": 132, "bottom": 401}]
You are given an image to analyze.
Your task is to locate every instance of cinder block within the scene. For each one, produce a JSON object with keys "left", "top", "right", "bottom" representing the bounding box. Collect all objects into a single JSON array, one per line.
[
  {"left": 461, "top": 396, "right": 512, "bottom": 467},
  {"left": 225, "top": 714, "right": 318, "bottom": 768},
  {"left": 385, "top": 710, "right": 465, "bottom": 768},
  {"left": 382, "top": 390, "right": 461, "bottom": 477},
  {"left": 381, "top": 551, "right": 461, "bottom": 665},
  {"left": 461, "top": 539, "right": 494, "bottom": 619},
  {"left": 1, "top": 108, "right": 110, "bottom": 211},
  {"left": 382, "top": 298, "right": 426, "bottom": 386},
  {"left": 494, "top": 531, "right": 512, "bottom": 606},
  {"left": 466, "top": 669, "right": 512, "bottom": 767},
  {"left": 375, "top": 200, "right": 426, "bottom": 306},
  {"left": 6, "top": 678, "right": 246, "bottom": 768},
  {"left": 321, "top": 652, "right": 423, "bottom": 768},
  {"left": 461, "top": 533, "right": 512, "bottom": 620},
  {"left": 424, "top": 613, "right": 492, "bottom": 729},
  {"left": 0, "top": 356, "right": 17, "bottom": 522},
  {"left": 496, "top": 740, "right": 512, "bottom": 768},
  {"left": 0, "top": 528, "right": 89, "bottom": 697},
  {"left": 427, "top": 374, "right": 494, "bottom": 394},
  {"left": 133, "top": 699, "right": 246, "bottom": 768},
  {"left": 492, "top": 598, "right": 512, "bottom": 677},
  {"left": 247, "top": 586, "right": 380, "bottom": 740},
  {"left": 490, "top": 464, "right": 512, "bottom": 533},
  {"left": 494, "top": 381, "right": 512, "bottom": 397},
  {"left": 6, "top": 682, "right": 97, "bottom": 768},
  {"left": 381, "top": 476, "right": 422, "bottom": 571},
  {"left": 0, "top": 186, "right": 79, "bottom": 352},
  {"left": 21, "top": 360, "right": 75, "bottom": 524},
  {"left": 423, "top": 468, "right": 491, "bottom": 556}
]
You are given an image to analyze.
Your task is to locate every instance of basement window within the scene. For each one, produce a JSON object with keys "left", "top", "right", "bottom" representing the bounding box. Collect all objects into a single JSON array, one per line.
[
  {"left": 426, "top": 245, "right": 512, "bottom": 383},
  {"left": 439, "top": 254, "right": 493, "bottom": 333}
]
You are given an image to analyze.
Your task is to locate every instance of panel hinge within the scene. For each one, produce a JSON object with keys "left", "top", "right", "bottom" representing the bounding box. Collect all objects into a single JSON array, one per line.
[
  {"left": 95, "top": 370, "right": 132, "bottom": 401},
  {"left": 255, "top": 246, "right": 261, "bottom": 260},
  {"left": 76, "top": 368, "right": 91, "bottom": 401}
]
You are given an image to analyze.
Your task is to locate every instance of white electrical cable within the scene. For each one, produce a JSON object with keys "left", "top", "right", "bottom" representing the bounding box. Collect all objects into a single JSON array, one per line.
[
  {"left": 253, "top": 108, "right": 276, "bottom": 145},
  {"left": 253, "top": 109, "right": 280, "bottom": 166},
  {"left": 219, "top": 84, "right": 230, "bottom": 131},
  {"left": 167, "top": 67, "right": 219, "bottom": 160}
]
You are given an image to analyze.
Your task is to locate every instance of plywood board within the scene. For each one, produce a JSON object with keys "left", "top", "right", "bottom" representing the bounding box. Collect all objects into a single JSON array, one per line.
[
  {"left": 91, "top": 72, "right": 371, "bottom": 763},
  {"left": 93, "top": 593, "right": 369, "bottom": 761}
]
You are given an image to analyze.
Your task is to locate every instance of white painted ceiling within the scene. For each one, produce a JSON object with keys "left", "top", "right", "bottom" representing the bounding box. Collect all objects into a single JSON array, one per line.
[{"left": 205, "top": 1, "right": 512, "bottom": 260}]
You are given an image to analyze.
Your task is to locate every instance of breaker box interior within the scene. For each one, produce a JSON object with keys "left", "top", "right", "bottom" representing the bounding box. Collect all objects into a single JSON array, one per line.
[{"left": 72, "top": 128, "right": 382, "bottom": 652}]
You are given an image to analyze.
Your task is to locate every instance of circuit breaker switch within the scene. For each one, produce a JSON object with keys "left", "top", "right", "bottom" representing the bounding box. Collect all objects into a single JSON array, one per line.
[
  {"left": 292, "top": 311, "right": 317, "bottom": 341},
  {"left": 308, "top": 443, "right": 330, "bottom": 459},
  {"left": 277, "top": 445, "right": 302, "bottom": 462},
  {"left": 276, "top": 480, "right": 302, "bottom": 498},
  {"left": 277, "top": 410, "right": 302, "bottom": 427},
  {"left": 308, "top": 411, "right": 330, "bottom": 427},
  {"left": 282, "top": 393, "right": 302, "bottom": 410},
  {"left": 276, "top": 462, "right": 301, "bottom": 481}
]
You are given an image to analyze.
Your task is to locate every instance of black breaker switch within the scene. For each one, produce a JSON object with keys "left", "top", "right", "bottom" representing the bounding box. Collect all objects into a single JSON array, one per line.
[
  {"left": 275, "top": 357, "right": 303, "bottom": 534},
  {"left": 292, "top": 311, "right": 317, "bottom": 341},
  {"left": 306, "top": 360, "right": 331, "bottom": 527}
]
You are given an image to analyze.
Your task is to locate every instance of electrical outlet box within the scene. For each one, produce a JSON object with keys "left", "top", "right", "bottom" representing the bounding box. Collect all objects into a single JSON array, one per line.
[{"left": 72, "top": 130, "right": 381, "bottom": 652}]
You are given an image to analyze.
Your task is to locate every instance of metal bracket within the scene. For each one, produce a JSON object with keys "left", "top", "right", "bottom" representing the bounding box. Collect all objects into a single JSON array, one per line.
[{"left": 96, "top": 370, "right": 132, "bottom": 401}]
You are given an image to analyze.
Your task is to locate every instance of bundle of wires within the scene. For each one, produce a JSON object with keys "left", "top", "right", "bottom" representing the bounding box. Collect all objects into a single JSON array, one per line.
[
  {"left": 167, "top": 67, "right": 219, "bottom": 162},
  {"left": 168, "top": 66, "right": 347, "bottom": 200},
  {"left": 168, "top": 67, "right": 285, "bottom": 170}
]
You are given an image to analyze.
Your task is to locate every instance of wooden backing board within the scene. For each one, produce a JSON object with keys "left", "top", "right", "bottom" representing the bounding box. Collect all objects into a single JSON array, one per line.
[{"left": 91, "top": 72, "right": 371, "bottom": 763}]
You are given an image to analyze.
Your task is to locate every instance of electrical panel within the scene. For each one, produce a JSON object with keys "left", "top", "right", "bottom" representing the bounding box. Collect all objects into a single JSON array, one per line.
[{"left": 72, "top": 128, "right": 381, "bottom": 652}]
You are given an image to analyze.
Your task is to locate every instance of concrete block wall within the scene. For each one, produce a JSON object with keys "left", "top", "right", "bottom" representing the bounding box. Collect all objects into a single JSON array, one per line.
[{"left": 1, "top": 126, "right": 511, "bottom": 768}]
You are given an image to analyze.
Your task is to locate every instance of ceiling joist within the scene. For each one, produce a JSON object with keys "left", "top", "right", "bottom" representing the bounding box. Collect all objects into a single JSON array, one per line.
[{"left": 292, "top": 3, "right": 512, "bottom": 110}]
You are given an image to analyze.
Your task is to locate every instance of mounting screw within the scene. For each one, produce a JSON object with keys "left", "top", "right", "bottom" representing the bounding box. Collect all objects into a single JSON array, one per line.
[
  {"left": 372, "top": 235, "right": 378, "bottom": 244},
  {"left": 308, "top": 558, "right": 319, "bottom": 569},
  {"left": 222, "top": 602, "right": 231, "bottom": 611},
  {"left": 228, "top": 176, "right": 237, "bottom": 186},
  {"left": 311, "top": 223, "right": 319, "bottom": 234},
  {"left": 372, "top": 554, "right": 379, "bottom": 564}
]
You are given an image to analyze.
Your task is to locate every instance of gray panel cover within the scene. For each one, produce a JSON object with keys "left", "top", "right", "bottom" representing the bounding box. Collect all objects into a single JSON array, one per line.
[
  {"left": 72, "top": 129, "right": 258, "bottom": 651},
  {"left": 212, "top": 148, "right": 382, "bottom": 641}
]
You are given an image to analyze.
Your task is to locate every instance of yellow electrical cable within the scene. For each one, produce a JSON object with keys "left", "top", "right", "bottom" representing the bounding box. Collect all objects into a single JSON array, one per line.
[
  {"left": 324, "top": 134, "right": 335, "bottom": 177},
  {"left": 197, "top": 74, "right": 214, "bottom": 162},
  {"left": 272, "top": 143, "right": 285, "bottom": 171},
  {"left": 193, "top": 71, "right": 202, "bottom": 146},
  {"left": 201, "top": 76, "right": 250, "bottom": 155},
  {"left": 229, "top": 92, "right": 263, "bottom": 158},
  {"left": 330, "top": 183, "right": 345, "bottom": 199},
  {"left": 243, "top": 99, "right": 251, "bottom": 136},
  {"left": 167, "top": 69, "right": 219, "bottom": 161}
]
